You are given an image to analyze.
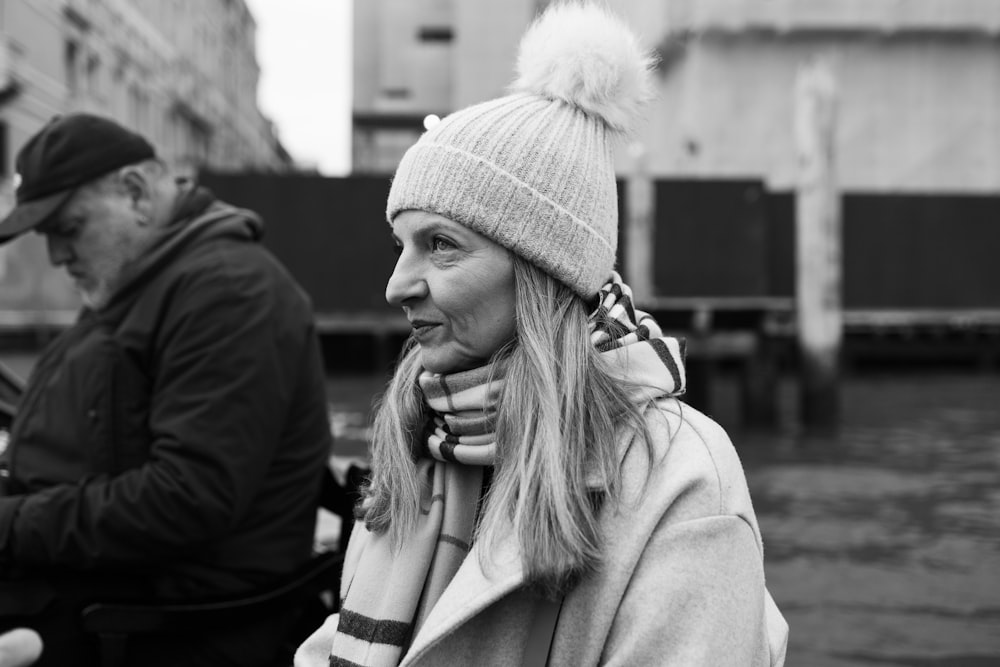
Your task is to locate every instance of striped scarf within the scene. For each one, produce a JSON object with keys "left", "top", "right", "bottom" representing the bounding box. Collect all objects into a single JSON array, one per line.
[
  {"left": 419, "top": 368, "right": 502, "bottom": 466},
  {"left": 592, "top": 270, "right": 687, "bottom": 401},
  {"left": 328, "top": 272, "right": 685, "bottom": 667}
]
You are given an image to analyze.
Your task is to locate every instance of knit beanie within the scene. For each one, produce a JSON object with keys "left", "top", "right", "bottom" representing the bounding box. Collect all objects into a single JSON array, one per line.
[{"left": 386, "top": 2, "right": 656, "bottom": 298}]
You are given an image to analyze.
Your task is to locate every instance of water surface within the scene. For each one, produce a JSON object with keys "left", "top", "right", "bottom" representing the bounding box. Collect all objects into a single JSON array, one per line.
[
  {"left": 735, "top": 374, "right": 1000, "bottom": 666},
  {"left": 4, "top": 352, "right": 998, "bottom": 663}
]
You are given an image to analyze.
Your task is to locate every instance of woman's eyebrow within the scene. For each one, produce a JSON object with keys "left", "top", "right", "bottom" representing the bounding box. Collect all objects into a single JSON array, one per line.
[
  {"left": 394, "top": 218, "right": 470, "bottom": 245},
  {"left": 419, "top": 220, "right": 469, "bottom": 239},
  {"left": 402, "top": 221, "right": 444, "bottom": 241}
]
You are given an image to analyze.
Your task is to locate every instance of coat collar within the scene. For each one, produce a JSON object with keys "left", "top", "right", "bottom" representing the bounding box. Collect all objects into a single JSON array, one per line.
[
  {"left": 401, "top": 519, "right": 526, "bottom": 665},
  {"left": 399, "top": 413, "right": 654, "bottom": 663}
]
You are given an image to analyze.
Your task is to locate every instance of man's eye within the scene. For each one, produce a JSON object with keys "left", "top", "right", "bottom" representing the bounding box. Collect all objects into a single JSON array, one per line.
[{"left": 50, "top": 224, "right": 79, "bottom": 239}]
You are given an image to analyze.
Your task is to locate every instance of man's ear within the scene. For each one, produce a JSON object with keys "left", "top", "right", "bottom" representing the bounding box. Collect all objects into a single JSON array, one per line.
[{"left": 119, "top": 166, "right": 155, "bottom": 226}]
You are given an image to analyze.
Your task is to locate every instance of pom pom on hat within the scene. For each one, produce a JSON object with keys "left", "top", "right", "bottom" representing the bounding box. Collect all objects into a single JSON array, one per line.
[
  {"left": 513, "top": 2, "right": 657, "bottom": 133},
  {"left": 386, "top": 2, "right": 656, "bottom": 298}
]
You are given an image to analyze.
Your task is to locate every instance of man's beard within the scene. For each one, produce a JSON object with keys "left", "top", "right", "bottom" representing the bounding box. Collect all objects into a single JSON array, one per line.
[
  {"left": 73, "top": 255, "right": 130, "bottom": 312},
  {"left": 71, "top": 228, "right": 153, "bottom": 310},
  {"left": 78, "top": 279, "right": 113, "bottom": 311}
]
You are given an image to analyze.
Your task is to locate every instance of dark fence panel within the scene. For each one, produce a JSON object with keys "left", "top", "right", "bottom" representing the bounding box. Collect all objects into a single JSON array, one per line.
[
  {"left": 200, "top": 172, "right": 398, "bottom": 317},
  {"left": 201, "top": 172, "right": 1000, "bottom": 316},
  {"left": 763, "top": 192, "right": 795, "bottom": 299},
  {"left": 842, "top": 194, "right": 1000, "bottom": 309},
  {"left": 653, "top": 180, "right": 771, "bottom": 297},
  {"left": 765, "top": 191, "right": 1000, "bottom": 309}
]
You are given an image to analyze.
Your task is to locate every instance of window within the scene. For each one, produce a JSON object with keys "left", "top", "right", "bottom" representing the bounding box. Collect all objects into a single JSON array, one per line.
[
  {"left": 65, "top": 40, "right": 79, "bottom": 95},
  {"left": 86, "top": 53, "right": 100, "bottom": 95},
  {"left": 129, "top": 85, "right": 149, "bottom": 130},
  {"left": 382, "top": 88, "right": 410, "bottom": 99},
  {"left": 418, "top": 27, "right": 453, "bottom": 43}
]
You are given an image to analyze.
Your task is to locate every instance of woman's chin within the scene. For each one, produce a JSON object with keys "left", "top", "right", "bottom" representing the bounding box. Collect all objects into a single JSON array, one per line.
[
  {"left": 418, "top": 348, "right": 482, "bottom": 375},
  {"left": 419, "top": 356, "right": 459, "bottom": 375}
]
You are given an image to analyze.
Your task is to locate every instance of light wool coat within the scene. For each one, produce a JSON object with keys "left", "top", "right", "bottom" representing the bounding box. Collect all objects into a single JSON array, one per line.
[{"left": 298, "top": 399, "right": 789, "bottom": 666}]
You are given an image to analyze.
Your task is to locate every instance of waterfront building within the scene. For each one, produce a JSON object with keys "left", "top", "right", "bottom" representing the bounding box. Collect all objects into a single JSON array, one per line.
[
  {"left": 0, "top": 0, "right": 290, "bottom": 177},
  {"left": 352, "top": 0, "right": 1000, "bottom": 193}
]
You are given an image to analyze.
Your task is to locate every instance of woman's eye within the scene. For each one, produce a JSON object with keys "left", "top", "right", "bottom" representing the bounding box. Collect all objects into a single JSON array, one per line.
[{"left": 432, "top": 236, "right": 456, "bottom": 252}]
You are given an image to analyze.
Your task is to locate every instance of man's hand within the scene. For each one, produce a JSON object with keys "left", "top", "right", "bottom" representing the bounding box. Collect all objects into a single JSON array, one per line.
[{"left": 0, "top": 628, "right": 42, "bottom": 667}]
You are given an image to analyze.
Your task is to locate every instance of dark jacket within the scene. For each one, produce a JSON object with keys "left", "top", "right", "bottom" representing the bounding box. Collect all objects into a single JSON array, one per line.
[{"left": 0, "top": 190, "right": 331, "bottom": 603}]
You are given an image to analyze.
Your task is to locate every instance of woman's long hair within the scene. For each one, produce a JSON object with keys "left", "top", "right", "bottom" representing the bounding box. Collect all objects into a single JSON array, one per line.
[{"left": 363, "top": 256, "right": 655, "bottom": 596}]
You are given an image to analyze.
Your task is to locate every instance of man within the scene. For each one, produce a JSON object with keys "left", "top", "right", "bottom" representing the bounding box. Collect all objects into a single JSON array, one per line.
[{"left": 0, "top": 114, "right": 333, "bottom": 666}]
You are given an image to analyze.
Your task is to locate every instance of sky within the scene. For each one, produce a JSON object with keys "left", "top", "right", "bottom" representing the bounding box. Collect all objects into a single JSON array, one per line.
[{"left": 243, "top": 0, "right": 353, "bottom": 175}]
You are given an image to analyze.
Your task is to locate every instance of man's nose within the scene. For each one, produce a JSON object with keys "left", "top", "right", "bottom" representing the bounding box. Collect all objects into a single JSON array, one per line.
[
  {"left": 385, "top": 252, "right": 427, "bottom": 306},
  {"left": 45, "top": 235, "right": 72, "bottom": 266}
]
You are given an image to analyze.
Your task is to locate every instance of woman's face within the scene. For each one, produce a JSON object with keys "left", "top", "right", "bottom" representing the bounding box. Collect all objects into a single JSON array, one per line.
[{"left": 387, "top": 210, "right": 516, "bottom": 374}]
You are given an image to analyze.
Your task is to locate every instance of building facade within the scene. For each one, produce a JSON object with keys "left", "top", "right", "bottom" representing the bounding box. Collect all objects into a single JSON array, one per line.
[
  {"left": 640, "top": 0, "right": 1000, "bottom": 192},
  {"left": 0, "top": 0, "right": 290, "bottom": 177},
  {"left": 0, "top": 0, "right": 290, "bottom": 324},
  {"left": 352, "top": 0, "right": 538, "bottom": 174},
  {"left": 351, "top": 0, "right": 1000, "bottom": 194}
]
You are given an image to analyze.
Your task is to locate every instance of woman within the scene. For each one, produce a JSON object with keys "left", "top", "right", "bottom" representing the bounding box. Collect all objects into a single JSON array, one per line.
[{"left": 299, "top": 3, "right": 788, "bottom": 665}]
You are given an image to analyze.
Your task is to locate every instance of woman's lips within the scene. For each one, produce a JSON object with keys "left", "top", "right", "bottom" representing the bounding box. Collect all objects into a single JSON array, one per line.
[{"left": 410, "top": 321, "right": 439, "bottom": 339}]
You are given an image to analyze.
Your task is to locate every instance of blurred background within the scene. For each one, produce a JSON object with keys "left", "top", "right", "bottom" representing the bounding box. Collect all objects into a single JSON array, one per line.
[{"left": 0, "top": 1, "right": 998, "bottom": 664}]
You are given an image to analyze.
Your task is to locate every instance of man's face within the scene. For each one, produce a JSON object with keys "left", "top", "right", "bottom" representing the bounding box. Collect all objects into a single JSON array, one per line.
[{"left": 36, "top": 179, "right": 147, "bottom": 310}]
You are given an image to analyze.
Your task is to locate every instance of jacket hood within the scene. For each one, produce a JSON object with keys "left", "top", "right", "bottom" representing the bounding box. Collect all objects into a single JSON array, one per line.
[
  {"left": 152, "top": 185, "right": 264, "bottom": 254},
  {"left": 98, "top": 186, "right": 264, "bottom": 315}
]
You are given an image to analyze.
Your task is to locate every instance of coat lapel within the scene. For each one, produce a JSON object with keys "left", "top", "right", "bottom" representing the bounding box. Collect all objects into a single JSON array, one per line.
[{"left": 401, "top": 521, "right": 526, "bottom": 665}]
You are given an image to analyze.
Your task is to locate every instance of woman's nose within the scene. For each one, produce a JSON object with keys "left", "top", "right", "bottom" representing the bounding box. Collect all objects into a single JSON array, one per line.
[{"left": 385, "top": 252, "right": 427, "bottom": 306}]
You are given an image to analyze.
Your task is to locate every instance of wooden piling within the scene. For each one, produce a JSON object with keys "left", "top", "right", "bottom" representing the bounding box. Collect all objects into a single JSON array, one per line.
[
  {"left": 624, "top": 142, "right": 655, "bottom": 301},
  {"left": 741, "top": 332, "right": 780, "bottom": 428},
  {"left": 684, "top": 306, "right": 714, "bottom": 415},
  {"left": 794, "top": 59, "right": 842, "bottom": 429}
]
